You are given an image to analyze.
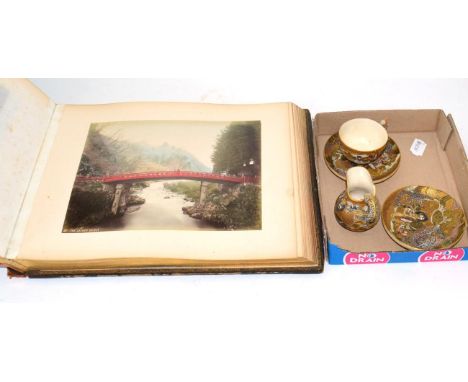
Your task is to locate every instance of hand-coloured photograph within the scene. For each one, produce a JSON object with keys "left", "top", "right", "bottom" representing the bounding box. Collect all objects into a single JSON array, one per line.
[{"left": 63, "top": 120, "right": 261, "bottom": 232}]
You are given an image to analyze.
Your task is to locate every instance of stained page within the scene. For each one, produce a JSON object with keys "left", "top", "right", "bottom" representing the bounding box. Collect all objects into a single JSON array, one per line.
[{"left": 0, "top": 79, "right": 55, "bottom": 258}]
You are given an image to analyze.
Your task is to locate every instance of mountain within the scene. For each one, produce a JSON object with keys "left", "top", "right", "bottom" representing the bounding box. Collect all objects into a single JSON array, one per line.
[
  {"left": 78, "top": 128, "right": 211, "bottom": 176},
  {"left": 128, "top": 142, "right": 211, "bottom": 172}
]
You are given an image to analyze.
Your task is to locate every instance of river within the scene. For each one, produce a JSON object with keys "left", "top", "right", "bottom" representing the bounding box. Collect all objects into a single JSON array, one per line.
[{"left": 100, "top": 182, "right": 218, "bottom": 231}]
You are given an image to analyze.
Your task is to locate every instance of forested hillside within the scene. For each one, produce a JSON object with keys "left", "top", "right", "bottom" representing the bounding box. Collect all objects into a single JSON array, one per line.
[
  {"left": 77, "top": 125, "right": 210, "bottom": 177},
  {"left": 211, "top": 121, "right": 261, "bottom": 176}
]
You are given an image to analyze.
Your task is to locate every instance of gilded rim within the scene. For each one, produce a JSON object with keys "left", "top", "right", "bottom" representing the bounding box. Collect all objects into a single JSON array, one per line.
[{"left": 338, "top": 119, "right": 388, "bottom": 154}]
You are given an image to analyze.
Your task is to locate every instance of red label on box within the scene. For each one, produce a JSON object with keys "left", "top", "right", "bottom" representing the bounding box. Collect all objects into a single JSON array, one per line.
[
  {"left": 418, "top": 248, "right": 465, "bottom": 262},
  {"left": 344, "top": 252, "right": 390, "bottom": 264}
]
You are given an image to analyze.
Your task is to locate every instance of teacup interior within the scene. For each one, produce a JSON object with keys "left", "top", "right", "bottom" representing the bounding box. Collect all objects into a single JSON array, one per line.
[{"left": 339, "top": 118, "right": 388, "bottom": 152}]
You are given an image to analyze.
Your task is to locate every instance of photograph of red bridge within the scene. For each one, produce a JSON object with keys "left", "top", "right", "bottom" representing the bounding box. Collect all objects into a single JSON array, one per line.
[{"left": 63, "top": 119, "right": 262, "bottom": 232}]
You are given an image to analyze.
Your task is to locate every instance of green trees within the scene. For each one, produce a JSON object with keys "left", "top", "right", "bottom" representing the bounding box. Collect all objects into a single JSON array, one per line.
[
  {"left": 164, "top": 181, "right": 202, "bottom": 202},
  {"left": 199, "top": 121, "right": 262, "bottom": 229},
  {"left": 182, "top": 184, "right": 261, "bottom": 230},
  {"left": 77, "top": 125, "right": 140, "bottom": 176},
  {"left": 211, "top": 121, "right": 261, "bottom": 176},
  {"left": 63, "top": 183, "right": 114, "bottom": 230},
  {"left": 207, "top": 185, "right": 261, "bottom": 229}
]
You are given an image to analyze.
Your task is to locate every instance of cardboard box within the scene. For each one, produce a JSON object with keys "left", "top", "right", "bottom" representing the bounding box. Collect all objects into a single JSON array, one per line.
[{"left": 313, "top": 110, "right": 468, "bottom": 265}]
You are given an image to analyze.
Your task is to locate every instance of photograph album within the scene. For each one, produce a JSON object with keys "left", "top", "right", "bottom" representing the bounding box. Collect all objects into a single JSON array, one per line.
[{"left": 0, "top": 79, "right": 323, "bottom": 276}]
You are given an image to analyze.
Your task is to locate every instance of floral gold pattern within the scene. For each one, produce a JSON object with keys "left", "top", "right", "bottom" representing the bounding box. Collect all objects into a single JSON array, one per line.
[
  {"left": 324, "top": 133, "right": 400, "bottom": 183},
  {"left": 382, "top": 186, "right": 466, "bottom": 250}
]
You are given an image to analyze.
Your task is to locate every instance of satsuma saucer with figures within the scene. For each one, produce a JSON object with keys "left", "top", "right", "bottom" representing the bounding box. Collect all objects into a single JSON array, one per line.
[{"left": 382, "top": 185, "right": 466, "bottom": 250}]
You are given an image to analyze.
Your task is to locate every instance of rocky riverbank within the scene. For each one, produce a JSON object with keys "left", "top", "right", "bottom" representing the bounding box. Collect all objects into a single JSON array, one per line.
[
  {"left": 63, "top": 182, "right": 148, "bottom": 230},
  {"left": 182, "top": 184, "right": 261, "bottom": 230}
]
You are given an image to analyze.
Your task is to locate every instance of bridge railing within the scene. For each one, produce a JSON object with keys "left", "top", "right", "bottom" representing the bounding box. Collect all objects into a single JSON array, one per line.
[{"left": 75, "top": 170, "right": 260, "bottom": 185}]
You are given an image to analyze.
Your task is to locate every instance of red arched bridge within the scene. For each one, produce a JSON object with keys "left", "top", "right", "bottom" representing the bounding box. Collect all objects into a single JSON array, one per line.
[{"left": 76, "top": 170, "right": 260, "bottom": 185}]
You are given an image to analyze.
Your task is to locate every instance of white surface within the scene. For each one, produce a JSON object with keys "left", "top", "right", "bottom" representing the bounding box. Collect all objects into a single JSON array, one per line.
[
  {"left": 2, "top": 79, "right": 468, "bottom": 382},
  {"left": 2, "top": 1, "right": 468, "bottom": 78}
]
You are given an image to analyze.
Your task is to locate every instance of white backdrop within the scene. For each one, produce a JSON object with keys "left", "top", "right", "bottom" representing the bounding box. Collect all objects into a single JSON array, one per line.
[{"left": 2, "top": 79, "right": 468, "bottom": 382}]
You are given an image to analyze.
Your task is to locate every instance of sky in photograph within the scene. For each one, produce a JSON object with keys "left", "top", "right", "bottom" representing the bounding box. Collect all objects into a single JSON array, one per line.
[{"left": 96, "top": 120, "right": 230, "bottom": 168}]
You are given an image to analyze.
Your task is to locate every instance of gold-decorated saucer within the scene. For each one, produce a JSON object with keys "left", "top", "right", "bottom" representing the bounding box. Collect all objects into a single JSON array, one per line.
[
  {"left": 382, "top": 185, "right": 466, "bottom": 250},
  {"left": 324, "top": 133, "right": 401, "bottom": 183}
]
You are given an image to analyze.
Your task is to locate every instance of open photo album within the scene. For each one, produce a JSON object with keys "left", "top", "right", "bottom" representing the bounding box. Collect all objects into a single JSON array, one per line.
[{"left": 0, "top": 79, "right": 323, "bottom": 276}]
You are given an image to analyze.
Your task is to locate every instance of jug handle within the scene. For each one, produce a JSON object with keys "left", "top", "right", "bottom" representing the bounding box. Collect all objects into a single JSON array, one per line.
[{"left": 346, "top": 166, "right": 376, "bottom": 202}]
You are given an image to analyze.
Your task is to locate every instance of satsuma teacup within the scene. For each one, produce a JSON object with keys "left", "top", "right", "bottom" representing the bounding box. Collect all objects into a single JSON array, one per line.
[{"left": 338, "top": 118, "right": 388, "bottom": 164}]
